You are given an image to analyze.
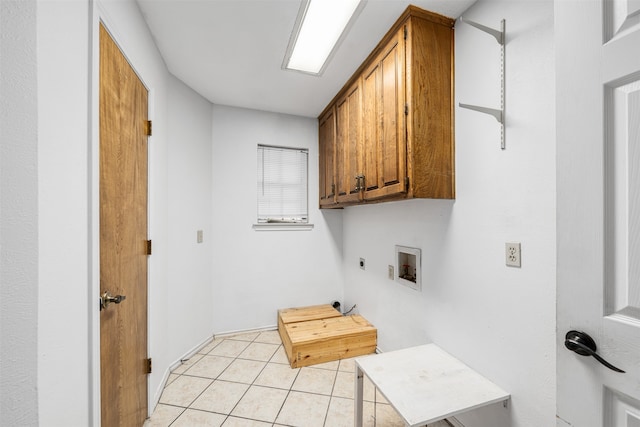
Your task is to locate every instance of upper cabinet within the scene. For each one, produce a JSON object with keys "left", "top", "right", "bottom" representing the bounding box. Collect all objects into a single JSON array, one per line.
[
  {"left": 335, "top": 80, "right": 362, "bottom": 205},
  {"left": 318, "top": 107, "right": 336, "bottom": 207},
  {"left": 361, "top": 27, "right": 407, "bottom": 201},
  {"left": 318, "top": 6, "right": 454, "bottom": 208}
]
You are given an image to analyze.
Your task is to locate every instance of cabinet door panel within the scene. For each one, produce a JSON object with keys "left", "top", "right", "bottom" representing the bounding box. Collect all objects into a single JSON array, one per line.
[
  {"left": 364, "top": 29, "right": 407, "bottom": 201},
  {"left": 336, "top": 82, "right": 362, "bottom": 204},
  {"left": 381, "top": 39, "right": 405, "bottom": 188},
  {"left": 362, "top": 62, "right": 381, "bottom": 194},
  {"left": 319, "top": 108, "right": 336, "bottom": 206}
]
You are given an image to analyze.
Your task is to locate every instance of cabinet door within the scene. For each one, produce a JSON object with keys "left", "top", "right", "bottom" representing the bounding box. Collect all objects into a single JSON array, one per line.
[
  {"left": 361, "top": 28, "right": 407, "bottom": 201},
  {"left": 335, "top": 80, "right": 362, "bottom": 204},
  {"left": 318, "top": 107, "right": 336, "bottom": 207}
]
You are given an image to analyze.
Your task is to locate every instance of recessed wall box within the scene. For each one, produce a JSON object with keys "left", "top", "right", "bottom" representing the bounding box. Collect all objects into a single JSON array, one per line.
[{"left": 395, "top": 245, "right": 421, "bottom": 291}]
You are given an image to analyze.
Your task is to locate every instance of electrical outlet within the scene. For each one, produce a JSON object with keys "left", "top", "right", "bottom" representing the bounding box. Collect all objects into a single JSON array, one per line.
[
  {"left": 388, "top": 265, "right": 394, "bottom": 280},
  {"left": 197, "top": 230, "right": 203, "bottom": 243},
  {"left": 505, "top": 242, "right": 521, "bottom": 267},
  {"left": 359, "top": 258, "right": 365, "bottom": 270}
]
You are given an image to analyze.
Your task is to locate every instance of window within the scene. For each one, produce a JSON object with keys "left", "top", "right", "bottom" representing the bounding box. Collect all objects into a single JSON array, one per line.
[{"left": 257, "top": 145, "right": 309, "bottom": 225}]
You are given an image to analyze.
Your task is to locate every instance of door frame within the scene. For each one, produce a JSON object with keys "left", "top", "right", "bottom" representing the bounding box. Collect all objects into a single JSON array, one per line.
[{"left": 89, "top": 3, "right": 153, "bottom": 425}]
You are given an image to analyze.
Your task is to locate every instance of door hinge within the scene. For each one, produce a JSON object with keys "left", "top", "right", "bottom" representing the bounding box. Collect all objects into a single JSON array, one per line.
[
  {"left": 145, "top": 120, "right": 152, "bottom": 136},
  {"left": 146, "top": 358, "right": 152, "bottom": 374},
  {"left": 405, "top": 176, "right": 410, "bottom": 190},
  {"left": 146, "top": 240, "right": 152, "bottom": 255},
  {"left": 405, "top": 103, "right": 409, "bottom": 116},
  {"left": 404, "top": 26, "right": 408, "bottom": 40}
]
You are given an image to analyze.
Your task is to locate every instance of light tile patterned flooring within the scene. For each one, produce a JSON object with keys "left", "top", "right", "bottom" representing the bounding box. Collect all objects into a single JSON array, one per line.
[{"left": 146, "top": 330, "right": 452, "bottom": 427}]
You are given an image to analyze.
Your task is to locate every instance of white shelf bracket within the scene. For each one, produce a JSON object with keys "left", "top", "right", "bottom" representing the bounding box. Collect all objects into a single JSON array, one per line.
[
  {"left": 459, "top": 17, "right": 504, "bottom": 45},
  {"left": 458, "top": 104, "right": 503, "bottom": 123},
  {"left": 458, "top": 17, "right": 506, "bottom": 149}
]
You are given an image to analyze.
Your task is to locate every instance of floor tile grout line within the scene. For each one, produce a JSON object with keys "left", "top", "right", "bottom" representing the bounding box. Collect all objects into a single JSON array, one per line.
[
  {"left": 157, "top": 330, "right": 393, "bottom": 427},
  {"left": 164, "top": 335, "right": 260, "bottom": 425},
  {"left": 267, "top": 354, "right": 303, "bottom": 425},
  {"left": 321, "top": 366, "right": 340, "bottom": 427},
  {"left": 151, "top": 403, "right": 186, "bottom": 427},
  {"left": 222, "top": 363, "right": 275, "bottom": 424},
  {"left": 271, "top": 387, "right": 293, "bottom": 425},
  {"left": 213, "top": 338, "right": 287, "bottom": 425},
  {"left": 195, "top": 339, "right": 259, "bottom": 421}
]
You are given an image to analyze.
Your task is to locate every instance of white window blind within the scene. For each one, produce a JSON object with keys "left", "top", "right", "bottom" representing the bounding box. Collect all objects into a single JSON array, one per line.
[{"left": 257, "top": 145, "right": 308, "bottom": 223}]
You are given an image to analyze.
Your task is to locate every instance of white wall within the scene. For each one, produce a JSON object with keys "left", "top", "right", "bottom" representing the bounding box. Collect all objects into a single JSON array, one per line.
[
  {"left": 3, "top": 0, "right": 558, "bottom": 425},
  {"left": 211, "top": 105, "right": 344, "bottom": 334},
  {"left": 37, "top": 0, "right": 91, "bottom": 424},
  {"left": 167, "top": 77, "right": 214, "bottom": 362},
  {"left": 0, "top": 1, "right": 39, "bottom": 425},
  {"left": 343, "top": 1, "right": 556, "bottom": 426},
  {"left": 34, "top": 0, "right": 216, "bottom": 423},
  {"left": 95, "top": 0, "right": 217, "bottom": 414}
]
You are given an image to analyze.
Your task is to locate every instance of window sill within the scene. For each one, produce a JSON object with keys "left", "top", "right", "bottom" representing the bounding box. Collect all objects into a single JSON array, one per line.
[{"left": 252, "top": 223, "right": 314, "bottom": 231}]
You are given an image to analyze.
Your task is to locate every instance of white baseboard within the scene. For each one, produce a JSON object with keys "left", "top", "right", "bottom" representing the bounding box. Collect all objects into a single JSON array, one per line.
[
  {"left": 150, "top": 333, "right": 216, "bottom": 411},
  {"left": 213, "top": 324, "right": 277, "bottom": 338}
]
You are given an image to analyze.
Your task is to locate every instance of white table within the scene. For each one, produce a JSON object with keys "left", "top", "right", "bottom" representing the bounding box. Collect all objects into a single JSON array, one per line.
[{"left": 354, "top": 344, "right": 510, "bottom": 427}]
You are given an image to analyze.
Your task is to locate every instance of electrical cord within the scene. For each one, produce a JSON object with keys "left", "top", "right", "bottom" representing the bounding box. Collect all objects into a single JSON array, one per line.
[{"left": 343, "top": 304, "right": 356, "bottom": 315}]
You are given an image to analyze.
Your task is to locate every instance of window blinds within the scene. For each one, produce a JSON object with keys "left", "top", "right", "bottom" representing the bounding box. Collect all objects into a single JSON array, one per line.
[{"left": 257, "top": 145, "right": 308, "bottom": 223}]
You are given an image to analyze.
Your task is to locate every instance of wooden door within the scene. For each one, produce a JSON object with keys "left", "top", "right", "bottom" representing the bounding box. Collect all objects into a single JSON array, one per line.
[
  {"left": 361, "top": 28, "right": 407, "bottom": 201},
  {"left": 319, "top": 107, "right": 336, "bottom": 207},
  {"left": 335, "top": 80, "right": 362, "bottom": 204},
  {"left": 99, "top": 23, "right": 149, "bottom": 427},
  {"left": 556, "top": 1, "right": 640, "bottom": 425}
]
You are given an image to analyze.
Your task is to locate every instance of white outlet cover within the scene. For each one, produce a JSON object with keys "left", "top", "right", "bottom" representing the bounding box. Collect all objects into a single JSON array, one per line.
[{"left": 505, "top": 242, "right": 521, "bottom": 267}]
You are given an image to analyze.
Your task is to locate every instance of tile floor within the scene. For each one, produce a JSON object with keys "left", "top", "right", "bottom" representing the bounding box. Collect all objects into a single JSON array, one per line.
[{"left": 146, "top": 330, "right": 452, "bottom": 427}]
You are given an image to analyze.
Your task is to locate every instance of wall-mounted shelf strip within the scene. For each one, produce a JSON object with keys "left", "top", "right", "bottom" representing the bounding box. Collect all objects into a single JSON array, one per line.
[{"left": 458, "top": 17, "right": 506, "bottom": 149}]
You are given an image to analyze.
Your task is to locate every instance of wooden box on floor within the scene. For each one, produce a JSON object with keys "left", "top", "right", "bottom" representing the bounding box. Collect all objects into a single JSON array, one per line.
[
  {"left": 277, "top": 304, "right": 342, "bottom": 331},
  {"left": 277, "top": 305, "right": 377, "bottom": 368}
]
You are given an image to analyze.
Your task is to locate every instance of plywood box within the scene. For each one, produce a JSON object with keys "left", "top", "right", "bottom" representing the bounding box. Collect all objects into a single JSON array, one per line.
[
  {"left": 278, "top": 306, "right": 377, "bottom": 368},
  {"left": 278, "top": 304, "right": 341, "bottom": 326},
  {"left": 278, "top": 304, "right": 342, "bottom": 361}
]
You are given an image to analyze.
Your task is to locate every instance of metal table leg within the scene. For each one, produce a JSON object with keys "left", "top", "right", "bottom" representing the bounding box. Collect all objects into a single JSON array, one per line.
[{"left": 354, "top": 365, "right": 364, "bottom": 426}]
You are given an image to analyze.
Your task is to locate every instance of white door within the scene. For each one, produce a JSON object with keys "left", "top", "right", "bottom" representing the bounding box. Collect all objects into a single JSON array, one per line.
[{"left": 556, "top": 1, "right": 640, "bottom": 426}]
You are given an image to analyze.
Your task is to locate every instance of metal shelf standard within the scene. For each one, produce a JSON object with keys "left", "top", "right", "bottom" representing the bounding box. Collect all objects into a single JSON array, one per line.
[{"left": 458, "top": 17, "right": 506, "bottom": 149}]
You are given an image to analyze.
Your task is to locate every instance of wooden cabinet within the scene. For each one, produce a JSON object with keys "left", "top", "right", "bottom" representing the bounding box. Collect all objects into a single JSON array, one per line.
[
  {"left": 361, "top": 27, "right": 407, "bottom": 201},
  {"left": 318, "top": 6, "right": 454, "bottom": 208},
  {"left": 318, "top": 108, "right": 336, "bottom": 207},
  {"left": 335, "top": 80, "right": 362, "bottom": 204}
]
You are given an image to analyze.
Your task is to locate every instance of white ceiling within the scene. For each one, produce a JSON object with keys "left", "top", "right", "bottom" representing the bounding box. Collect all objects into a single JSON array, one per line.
[{"left": 136, "top": 0, "right": 476, "bottom": 118}]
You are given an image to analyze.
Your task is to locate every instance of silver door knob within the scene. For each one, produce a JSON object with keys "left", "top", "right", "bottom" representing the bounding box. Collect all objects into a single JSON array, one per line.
[{"left": 100, "top": 291, "right": 126, "bottom": 311}]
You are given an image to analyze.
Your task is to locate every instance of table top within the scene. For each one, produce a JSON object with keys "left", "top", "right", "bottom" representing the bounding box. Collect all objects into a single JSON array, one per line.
[{"left": 355, "top": 344, "right": 510, "bottom": 427}]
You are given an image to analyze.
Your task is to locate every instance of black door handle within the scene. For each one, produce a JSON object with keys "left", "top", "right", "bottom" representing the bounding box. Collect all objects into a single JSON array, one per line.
[{"left": 564, "top": 330, "right": 625, "bottom": 373}]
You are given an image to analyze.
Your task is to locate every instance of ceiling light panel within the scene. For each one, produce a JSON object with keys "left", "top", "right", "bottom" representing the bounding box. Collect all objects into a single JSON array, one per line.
[{"left": 284, "top": 0, "right": 365, "bottom": 75}]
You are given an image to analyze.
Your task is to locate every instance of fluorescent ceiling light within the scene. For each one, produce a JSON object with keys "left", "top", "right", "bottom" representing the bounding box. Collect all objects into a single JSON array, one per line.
[{"left": 284, "top": 0, "right": 365, "bottom": 75}]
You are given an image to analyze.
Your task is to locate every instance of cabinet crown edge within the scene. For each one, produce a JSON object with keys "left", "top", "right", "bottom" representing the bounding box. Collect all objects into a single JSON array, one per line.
[{"left": 318, "top": 5, "right": 454, "bottom": 120}]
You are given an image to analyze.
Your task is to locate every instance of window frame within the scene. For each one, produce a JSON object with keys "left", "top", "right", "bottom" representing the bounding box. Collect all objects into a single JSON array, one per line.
[{"left": 254, "top": 144, "right": 313, "bottom": 231}]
